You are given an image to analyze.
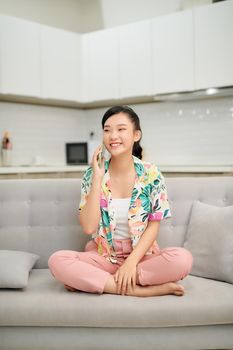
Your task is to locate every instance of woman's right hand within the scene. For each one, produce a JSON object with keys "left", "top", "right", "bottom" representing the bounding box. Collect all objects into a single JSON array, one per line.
[{"left": 92, "top": 145, "right": 105, "bottom": 179}]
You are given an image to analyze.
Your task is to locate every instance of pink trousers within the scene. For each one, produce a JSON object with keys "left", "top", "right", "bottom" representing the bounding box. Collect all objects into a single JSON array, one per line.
[{"left": 48, "top": 239, "right": 193, "bottom": 294}]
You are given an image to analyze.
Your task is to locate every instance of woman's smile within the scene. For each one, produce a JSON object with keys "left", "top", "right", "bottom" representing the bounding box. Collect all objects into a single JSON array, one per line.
[{"left": 109, "top": 142, "right": 122, "bottom": 148}]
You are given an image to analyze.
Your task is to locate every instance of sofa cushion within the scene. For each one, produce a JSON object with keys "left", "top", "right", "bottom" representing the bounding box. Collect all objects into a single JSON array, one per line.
[
  {"left": 0, "top": 250, "right": 39, "bottom": 288},
  {"left": 184, "top": 200, "right": 233, "bottom": 284},
  {"left": 0, "top": 269, "right": 233, "bottom": 328}
]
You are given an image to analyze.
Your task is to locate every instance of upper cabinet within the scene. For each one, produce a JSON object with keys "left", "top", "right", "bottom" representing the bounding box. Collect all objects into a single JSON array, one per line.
[
  {"left": 151, "top": 10, "right": 194, "bottom": 94},
  {"left": 194, "top": 0, "right": 233, "bottom": 90},
  {"left": 119, "top": 20, "right": 152, "bottom": 98},
  {"left": 82, "top": 28, "right": 119, "bottom": 102},
  {"left": 0, "top": 0, "right": 233, "bottom": 106},
  {"left": 0, "top": 15, "right": 40, "bottom": 97},
  {"left": 40, "top": 25, "right": 82, "bottom": 101}
]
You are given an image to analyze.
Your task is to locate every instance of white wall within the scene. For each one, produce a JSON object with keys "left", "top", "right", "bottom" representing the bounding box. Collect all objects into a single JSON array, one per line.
[
  {"left": 85, "top": 96, "right": 233, "bottom": 166},
  {"left": 0, "top": 102, "right": 87, "bottom": 165},
  {"left": 0, "top": 0, "right": 104, "bottom": 33},
  {"left": 0, "top": 0, "right": 212, "bottom": 33},
  {"left": 100, "top": 0, "right": 180, "bottom": 29}
]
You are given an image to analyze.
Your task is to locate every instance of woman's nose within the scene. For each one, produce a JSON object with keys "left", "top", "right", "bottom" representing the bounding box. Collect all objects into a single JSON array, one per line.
[{"left": 109, "top": 131, "right": 118, "bottom": 139}]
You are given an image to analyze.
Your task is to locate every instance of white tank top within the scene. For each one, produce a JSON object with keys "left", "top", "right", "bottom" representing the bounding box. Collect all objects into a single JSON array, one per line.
[{"left": 111, "top": 197, "right": 131, "bottom": 240}]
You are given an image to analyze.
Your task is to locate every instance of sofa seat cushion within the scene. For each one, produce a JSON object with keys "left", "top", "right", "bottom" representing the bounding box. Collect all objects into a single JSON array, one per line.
[{"left": 0, "top": 269, "right": 233, "bottom": 328}]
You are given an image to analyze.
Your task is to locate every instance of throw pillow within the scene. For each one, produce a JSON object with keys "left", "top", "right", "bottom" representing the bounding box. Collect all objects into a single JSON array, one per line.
[
  {"left": 0, "top": 250, "right": 40, "bottom": 288},
  {"left": 184, "top": 200, "right": 233, "bottom": 284}
]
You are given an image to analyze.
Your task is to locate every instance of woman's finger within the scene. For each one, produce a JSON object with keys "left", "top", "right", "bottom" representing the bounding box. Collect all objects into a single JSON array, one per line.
[
  {"left": 117, "top": 274, "right": 122, "bottom": 295},
  {"left": 121, "top": 278, "right": 126, "bottom": 295},
  {"left": 121, "top": 275, "right": 130, "bottom": 295},
  {"left": 126, "top": 278, "right": 132, "bottom": 295},
  {"left": 101, "top": 156, "right": 105, "bottom": 170},
  {"left": 114, "top": 271, "right": 118, "bottom": 283},
  {"left": 132, "top": 272, "right": 137, "bottom": 288},
  {"left": 92, "top": 145, "right": 102, "bottom": 164}
]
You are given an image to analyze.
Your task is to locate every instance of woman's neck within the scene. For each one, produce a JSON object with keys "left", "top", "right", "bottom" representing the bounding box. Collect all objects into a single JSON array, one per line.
[{"left": 109, "top": 154, "right": 135, "bottom": 176}]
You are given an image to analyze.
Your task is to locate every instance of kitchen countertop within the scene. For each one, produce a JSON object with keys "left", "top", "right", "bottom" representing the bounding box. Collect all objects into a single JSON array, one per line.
[
  {"left": 0, "top": 164, "right": 233, "bottom": 174},
  {"left": 0, "top": 165, "right": 88, "bottom": 174}
]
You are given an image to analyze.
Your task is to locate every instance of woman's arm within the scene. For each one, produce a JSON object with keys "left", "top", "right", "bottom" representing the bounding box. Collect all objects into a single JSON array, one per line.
[
  {"left": 126, "top": 220, "right": 160, "bottom": 264},
  {"left": 79, "top": 146, "right": 105, "bottom": 235}
]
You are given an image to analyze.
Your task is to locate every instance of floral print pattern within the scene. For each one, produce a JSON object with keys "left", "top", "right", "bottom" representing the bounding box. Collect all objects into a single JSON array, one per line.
[{"left": 79, "top": 156, "right": 172, "bottom": 260}]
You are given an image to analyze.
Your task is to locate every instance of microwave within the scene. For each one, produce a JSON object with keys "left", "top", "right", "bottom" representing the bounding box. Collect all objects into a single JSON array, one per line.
[{"left": 66, "top": 142, "right": 88, "bottom": 165}]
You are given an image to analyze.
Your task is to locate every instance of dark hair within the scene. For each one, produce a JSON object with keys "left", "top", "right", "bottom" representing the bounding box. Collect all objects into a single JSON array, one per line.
[{"left": 101, "top": 105, "right": 143, "bottom": 159}]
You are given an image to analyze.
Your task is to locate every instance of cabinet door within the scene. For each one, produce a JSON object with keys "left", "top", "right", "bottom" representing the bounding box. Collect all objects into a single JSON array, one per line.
[
  {"left": 119, "top": 20, "right": 152, "bottom": 98},
  {"left": 151, "top": 10, "right": 194, "bottom": 94},
  {"left": 40, "top": 25, "right": 82, "bottom": 101},
  {"left": 82, "top": 28, "right": 119, "bottom": 102},
  {"left": 194, "top": 0, "right": 233, "bottom": 89},
  {"left": 0, "top": 15, "right": 40, "bottom": 96}
]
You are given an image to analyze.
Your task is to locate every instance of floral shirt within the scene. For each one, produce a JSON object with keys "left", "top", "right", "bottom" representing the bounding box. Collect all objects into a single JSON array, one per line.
[{"left": 79, "top": 156, "right": 172, "bottom": 262}]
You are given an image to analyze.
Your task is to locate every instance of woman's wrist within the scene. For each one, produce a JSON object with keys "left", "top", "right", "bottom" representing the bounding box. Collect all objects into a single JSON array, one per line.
[
  {"left": 125, "top": 254, "right": 139, "bottom": 266},
  {"left": 92, "top": 174, "right": 103, "bottom": 186}
]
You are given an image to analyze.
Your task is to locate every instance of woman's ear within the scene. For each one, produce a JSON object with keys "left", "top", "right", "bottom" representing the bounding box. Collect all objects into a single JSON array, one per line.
[{"left": 134, "top": 130, "right": 141, "bottom": 142}]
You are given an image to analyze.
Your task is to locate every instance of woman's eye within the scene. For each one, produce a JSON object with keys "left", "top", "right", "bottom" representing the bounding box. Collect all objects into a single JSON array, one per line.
[{"left": 119, "top": 128, "right": 126, "bottom": 131}]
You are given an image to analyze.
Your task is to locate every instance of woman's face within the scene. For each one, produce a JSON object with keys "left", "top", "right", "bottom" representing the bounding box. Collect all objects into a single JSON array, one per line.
[{"left": 103, "top": 112, "right": 141, "bottom": 157}]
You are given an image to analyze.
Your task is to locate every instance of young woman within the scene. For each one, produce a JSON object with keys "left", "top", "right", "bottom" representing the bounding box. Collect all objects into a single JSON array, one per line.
[{"left": 48, "top": 105, "right": 193, "bottom": 297}]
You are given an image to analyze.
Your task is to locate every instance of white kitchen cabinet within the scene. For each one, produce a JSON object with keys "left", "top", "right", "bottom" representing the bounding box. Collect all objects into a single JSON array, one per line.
[
  {"left": 82, "top": 28, "right": 119, "bottom": 102},
  {"left": 194, "top": 0, "right": 233, "bottom": 90},
  {"left": 119, "top": 20, "right": 152, "bottom": 98},
  {"left": 40, "top": 25, "right": 82, "bottom": 101},
  {"left": 151, "top": 10, "right": 194, "bottom": 94},
  {"left": 0, "top": 15, "right": 40, "bottom": 97}
]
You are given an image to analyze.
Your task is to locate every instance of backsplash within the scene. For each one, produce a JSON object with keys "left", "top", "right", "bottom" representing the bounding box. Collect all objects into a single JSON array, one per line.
[
  {"left": 85, "top": 96, "right": 233, "bottom": 166},
  {"left": 0, "top": 102, "right": 87, "bottom": 165},
  {"left": 0, "top": 95, "right": 233, "bottom": 166}
]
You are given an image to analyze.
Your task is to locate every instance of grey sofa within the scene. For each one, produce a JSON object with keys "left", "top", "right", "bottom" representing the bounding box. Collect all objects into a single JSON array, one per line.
[{"left": 0, "top": 177, "right": 233, "bottom": 350}]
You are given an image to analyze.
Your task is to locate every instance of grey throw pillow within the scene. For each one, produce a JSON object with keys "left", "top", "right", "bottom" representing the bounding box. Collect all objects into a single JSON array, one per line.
[
  {"left": 0, "top": 250, "right": 40, "bottom": 288},
  {"left": 184, "top": 200, "right": 233, "bottom": 284}
]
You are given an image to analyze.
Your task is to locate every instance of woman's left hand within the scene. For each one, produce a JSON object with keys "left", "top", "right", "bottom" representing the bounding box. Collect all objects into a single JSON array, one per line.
[{"left": 114, "top": 259, "right": 137, "bottom": 295}]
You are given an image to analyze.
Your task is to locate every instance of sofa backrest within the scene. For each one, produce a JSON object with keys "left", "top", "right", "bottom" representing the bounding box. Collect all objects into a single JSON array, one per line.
[{"left": 0, "top": 177, "right": 232, "bottom": 268}]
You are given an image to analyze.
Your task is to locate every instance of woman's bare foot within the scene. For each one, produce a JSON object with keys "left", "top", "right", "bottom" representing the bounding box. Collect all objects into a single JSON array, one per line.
[
  {"left": 104, "top": 275, "right": 185, "bottom": 297},
  {"left": 169, "top": 282, "right": 185, "bottom": 296},
  {"left": 64, "top": 284, "right": 76, "bottom": 292},
  {"left": 126, "top": 282, "right": 185, "bottom": 297}
]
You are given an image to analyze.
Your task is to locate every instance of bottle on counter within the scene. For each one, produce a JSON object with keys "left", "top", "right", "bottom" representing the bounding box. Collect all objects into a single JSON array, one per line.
[{"left": 1, "top": 131, "right": 13, "bottom": 166}]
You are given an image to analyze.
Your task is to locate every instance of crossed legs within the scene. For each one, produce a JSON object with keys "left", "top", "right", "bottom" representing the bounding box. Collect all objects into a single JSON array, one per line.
[{"left": 48, "top": 246, "right": 193, "bottom": 297}]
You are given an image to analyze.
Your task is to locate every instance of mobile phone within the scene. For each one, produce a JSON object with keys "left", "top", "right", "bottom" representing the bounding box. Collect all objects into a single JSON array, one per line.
[{"left": 98, "top": 144, "right": 106, "bottom": 168}]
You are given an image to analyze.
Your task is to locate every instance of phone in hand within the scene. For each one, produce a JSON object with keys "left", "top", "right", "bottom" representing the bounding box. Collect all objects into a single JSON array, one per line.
[{"left": 97, "top": 144, "right": 106, "bottom": 168}]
